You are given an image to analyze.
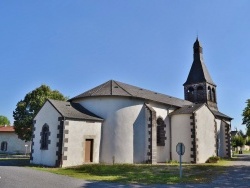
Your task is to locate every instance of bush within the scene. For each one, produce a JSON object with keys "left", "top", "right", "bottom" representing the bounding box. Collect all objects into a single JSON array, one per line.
[{"left": 206, "top": 156, "right": 220, "bottom": 163}]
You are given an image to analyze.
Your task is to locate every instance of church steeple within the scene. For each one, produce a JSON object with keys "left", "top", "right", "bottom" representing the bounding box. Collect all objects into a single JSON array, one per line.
[{"left": 183, "top": 38, "right": 218, "bottom": 111}]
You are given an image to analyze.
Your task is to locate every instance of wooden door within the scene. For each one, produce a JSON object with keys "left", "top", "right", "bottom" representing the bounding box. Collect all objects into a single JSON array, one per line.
[{"left": 85, "top": 139, "right": 93, "bottom": 162}]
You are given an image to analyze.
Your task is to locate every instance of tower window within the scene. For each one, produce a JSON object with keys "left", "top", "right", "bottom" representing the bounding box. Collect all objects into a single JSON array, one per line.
[
  {"left": 187, "top": 87, "right": 194, "bottom": 94},
  {"left": 208, "top": 86, "right": 212, "bottom": 101},
  {"left": 187, "top": 87, "right": 195, "bottom": 102},
  {"left": 197, "top": 86, "right": 203, "bottom": 102},
  {"left": 212, "top": 88, "right": 216, "bottom": 102}
]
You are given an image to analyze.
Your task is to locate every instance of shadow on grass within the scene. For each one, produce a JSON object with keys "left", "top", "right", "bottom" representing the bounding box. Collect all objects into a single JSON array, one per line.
[{"left": 0, "top": 157, "right": 30, "bottom": 167}]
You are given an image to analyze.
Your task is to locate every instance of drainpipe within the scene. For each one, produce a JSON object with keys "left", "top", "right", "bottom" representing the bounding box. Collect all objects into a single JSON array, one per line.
[
  {"left": 169, "top": 116, "right": 172, "bottom": 161},
  {"left": 167, "top": 106, "right": 172, "bottom": 161}
]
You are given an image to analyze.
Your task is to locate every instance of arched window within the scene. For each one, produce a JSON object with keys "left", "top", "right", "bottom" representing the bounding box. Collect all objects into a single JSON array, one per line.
[
  {"left": 187, "top": 87, "right": 194, "bottom": 101},
  {"left": 157, "top": 117, "right": 166, "bottom": 146},
  {"left": 41, "top": 124, "right": 50, "bottom": 150},
  {"left": 1, "top": 141, "right": 7, "bottom": 151},
  {"left": 187, "top": 87, "right": 194, "bottom": 94},
  {"left": 208, "top": 86, "right": 212, "bottom": 101},
  {"left": 197, "top": 86, "right": 203, "bottom": 102},
  {"left": 212, "top": 88, "right": 216, "bottom": 102}
]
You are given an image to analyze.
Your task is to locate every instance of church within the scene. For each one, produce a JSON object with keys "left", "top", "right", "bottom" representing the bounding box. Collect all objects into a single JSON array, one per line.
[{"left": 30, "top": 38, "right": 232, "bottom": 167}]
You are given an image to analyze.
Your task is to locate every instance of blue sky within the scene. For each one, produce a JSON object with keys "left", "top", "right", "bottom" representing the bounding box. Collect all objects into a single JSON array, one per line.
[{"left": 0, "top": 1, "right": 249, "bottom": 132}]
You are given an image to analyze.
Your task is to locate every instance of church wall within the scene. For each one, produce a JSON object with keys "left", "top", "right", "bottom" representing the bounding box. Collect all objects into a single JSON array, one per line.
[
  {"left": 76, "top": 97, "right": 147, "bottom": 164},
  {"left": 216, "top": 119, "right": 231, "bottom": 158},
  {"left": 195, "top": 106, "right": 216, "bottom": 163},
  {"left": 31, "top": 101, "right": 61, "bottom": 166},
  {"left": 171, "top": 114, "right": 192, "bottom": 163},
  {"left": 61, "top": 120, "right": 101, "bottom": 167},
  {"left": 216, "top": 119, "right": 224, "bottom": 157},
  {"left": 149, "top": 102, "right": 175, "bottom": 163}
]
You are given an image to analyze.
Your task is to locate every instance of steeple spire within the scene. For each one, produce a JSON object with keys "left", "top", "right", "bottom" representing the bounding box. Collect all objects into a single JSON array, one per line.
[
  {"left": 193, "top": 37, "right": 203, "bottom": 54},
  {"left": 183, "top": 38, "right": 218, "bottom": 111},
  {"left": 184, "top": 38, "right": 215, "bottom": 86}
]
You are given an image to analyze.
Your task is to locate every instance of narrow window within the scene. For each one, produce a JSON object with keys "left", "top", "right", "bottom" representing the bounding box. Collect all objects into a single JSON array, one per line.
[
  {"left": 208, "top": 86, "right": 212, "bottom": 101},
  {"left": 41, "top": 124, "right": 50, "bottom": 150},
  {"left": 157, "top": 118, "right": 166, "bottom": 146},
  {"left": 197, "top": 86, "right": 203, "bottom": 102},
  {"left": 187, "top": 87, "right": 195, "bottom": 102},
  {"left": 187, "top": 87, "right": 194, "bottom": 94},
  {"left": 1, "top": 141, "right": 7, "bottom": 151},
  {"left": 212, "top": 88, "right": 216, "bottom": 102}
]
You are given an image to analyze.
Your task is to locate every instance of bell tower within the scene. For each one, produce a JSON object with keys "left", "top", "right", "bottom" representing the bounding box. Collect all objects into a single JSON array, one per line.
[{"left": 183, "top": 38, "right": 218, "bottom": 111}]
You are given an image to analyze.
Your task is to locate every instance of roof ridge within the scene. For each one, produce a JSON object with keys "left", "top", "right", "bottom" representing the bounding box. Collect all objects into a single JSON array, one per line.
[{"left": 113, "top": 80, "right": 133, "bottom": 96}]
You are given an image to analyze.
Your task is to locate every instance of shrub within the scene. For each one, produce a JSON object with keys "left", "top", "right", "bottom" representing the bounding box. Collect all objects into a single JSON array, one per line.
[{"left": 206, "top": 156, "right": 220, "bottom": 163}]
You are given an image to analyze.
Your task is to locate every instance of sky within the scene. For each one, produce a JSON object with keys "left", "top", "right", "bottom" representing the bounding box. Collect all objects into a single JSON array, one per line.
[{"left": 0, "top": 1, "right": 249, "bottom": 132}]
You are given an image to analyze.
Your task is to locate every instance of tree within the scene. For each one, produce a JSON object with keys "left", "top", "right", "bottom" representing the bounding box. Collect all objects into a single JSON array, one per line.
[
  {"left": 13, "top": 85, "right": 68, "bottom": 141},
  {"left": 232, "top": 135, "right": 245, "bottom": 149},
  {"left": 0, "top": 115, "right": 10, "bottom": 126},
  {"left": 242, "top": 99, "right": 250, "bottom": 132}
]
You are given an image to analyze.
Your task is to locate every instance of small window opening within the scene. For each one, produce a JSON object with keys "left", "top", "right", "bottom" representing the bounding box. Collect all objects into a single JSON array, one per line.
[
  {"left": 41, "top": 124, "right": 50, "bottom": 150},
  {"left": 1, "top": 141, "right": 7, "bottom": 151}
]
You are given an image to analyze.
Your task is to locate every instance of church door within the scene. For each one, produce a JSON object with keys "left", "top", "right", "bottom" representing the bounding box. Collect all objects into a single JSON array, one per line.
[{"left": 85, "top": 139, "right": 93, "bottom": 162}]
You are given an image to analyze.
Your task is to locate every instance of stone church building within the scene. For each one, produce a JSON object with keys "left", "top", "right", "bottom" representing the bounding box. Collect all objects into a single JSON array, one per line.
[{"left": 30, "top": 39, "right": 232, "bottom": 167}]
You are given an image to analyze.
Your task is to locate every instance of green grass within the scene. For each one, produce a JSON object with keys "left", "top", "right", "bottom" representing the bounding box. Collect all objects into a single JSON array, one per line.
[
  {"left": 0, "top": 156, "right": 232, "bottom": 184},
  {"left": 32, "top": 160, "right": 231, "bottom": 184}
]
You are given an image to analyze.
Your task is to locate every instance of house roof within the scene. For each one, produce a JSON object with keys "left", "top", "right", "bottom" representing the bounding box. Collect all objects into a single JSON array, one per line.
[
  {"left": 231, "top": 130, "right": 239, "bottom": 137},
  {"left": 48, "top": 99, "right": 103, "bottom": 122},
  {"left": 0, "top": 126, "right": 15, "bottom": 132},
  {"left": 70, "top": 80, "right": 192, "bottom": 108},
  {"left": 169, "top": 103, "right": 205, "bottom": 116},
  {"left": 183, "top": 38, "right": 215, "bottom": 86}
]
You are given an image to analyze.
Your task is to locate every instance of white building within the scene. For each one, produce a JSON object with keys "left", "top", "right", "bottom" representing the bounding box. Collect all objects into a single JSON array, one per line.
[
  {"left": 31, "top": 39, "right": 232, "bottom": 167},
  {"left": 0, "top": 126, "right": 31, "bottom": 154}
]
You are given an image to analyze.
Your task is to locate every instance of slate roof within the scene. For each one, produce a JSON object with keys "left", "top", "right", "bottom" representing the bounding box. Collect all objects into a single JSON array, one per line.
[
  {"left": 70, "top": 80, "right": 192, "bottom": 108},
  {"left": 169, "top": 103, "right": 233, "bottom": 120},
  {"left": 169, "top": 103, "right": 205, "bottom": 115},
  {"left": 183, "top": 39, "right": 215, "bottom": 86},
  {"left": 48, "top": 99, "right": 103, "bottom": 121},
  {"left": 0, "top": 126, "right": 15, "bottom": 132},
  {"left": 211, "top": 110, "right": 233, "bottom": 120}
]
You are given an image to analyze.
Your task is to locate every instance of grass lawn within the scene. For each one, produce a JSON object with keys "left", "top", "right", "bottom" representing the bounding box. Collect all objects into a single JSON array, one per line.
[
  {"left": 32, "top": 160, "right": 231, "bottom": 185},
  {"left": 0, "top": 155, "right": 232, "bottom": 185}
]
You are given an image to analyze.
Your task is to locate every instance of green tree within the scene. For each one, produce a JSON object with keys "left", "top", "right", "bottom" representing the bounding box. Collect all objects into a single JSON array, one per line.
[
  {"left": 0, "top": 115, "right": 10, "bottom": 126},
  {"left": 13, "top": 85, "right": 67, "bottom": 141},
  {"left": 246, "top": 138, "right": 250, "bottom": 146},
  {"left": 232, "top": 135, "right": 245, "bottom": 148},
  {"left": 243, "top": 99, "right": 250, "bottom": 132}
]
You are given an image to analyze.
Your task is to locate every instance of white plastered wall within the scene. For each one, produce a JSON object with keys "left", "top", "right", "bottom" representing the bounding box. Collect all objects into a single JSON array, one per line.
[
  {"left": 195, "top": 106, "right": 216, "bottom": 163},
  {"left": 31, "top": 101, "right": 61, "bottom": 166},
  {"left": 171, "top": 114, "right": 192, "bottom": 163},
  {"left": 0, "top": 132, "right": 30, "bottom": 154},
  {"left": 76, "top": 97, "right": 147, "bottom": 164},
  {"left": 150, "top": 102, "right": 175, "bottom": 163},
  {"left": 216, "top": 119, "right": 228, "bottom": 157},
  {"left": 62, "top": 120, "right": 102, "bottom": 167}
]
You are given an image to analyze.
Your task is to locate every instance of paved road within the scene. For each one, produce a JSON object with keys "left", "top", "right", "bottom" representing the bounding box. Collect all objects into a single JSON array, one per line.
[{"left": 0, "top": 154, "right": 250, "bottom": 188}]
